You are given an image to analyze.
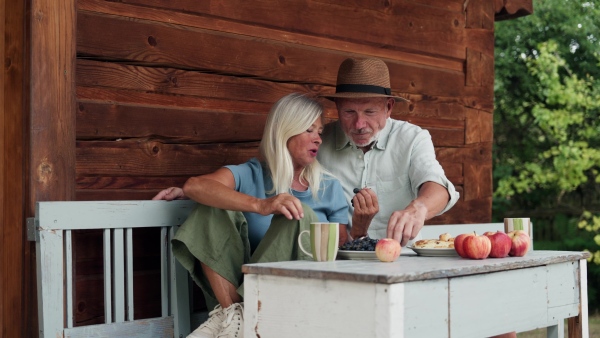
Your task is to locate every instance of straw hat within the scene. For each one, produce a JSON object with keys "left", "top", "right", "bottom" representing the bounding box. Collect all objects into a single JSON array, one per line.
[{"left": 322, "top": 57, "right": 409, "bottom": 102}]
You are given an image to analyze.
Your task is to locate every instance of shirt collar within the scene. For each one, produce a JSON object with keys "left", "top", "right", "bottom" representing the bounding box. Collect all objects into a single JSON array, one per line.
[{"left": 334, "top": 118, "right": 392, "bottom": 151}]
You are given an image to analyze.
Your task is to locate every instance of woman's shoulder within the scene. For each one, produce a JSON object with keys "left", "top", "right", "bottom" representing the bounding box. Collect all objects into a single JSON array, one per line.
[{"left": 319, "top": 173, "right": 343, "bottom": 189}]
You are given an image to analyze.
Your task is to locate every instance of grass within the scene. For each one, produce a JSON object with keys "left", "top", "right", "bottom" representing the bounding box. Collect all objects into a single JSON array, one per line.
[{"left": 517, "top": 313, "right": 600, "bottom": 337}]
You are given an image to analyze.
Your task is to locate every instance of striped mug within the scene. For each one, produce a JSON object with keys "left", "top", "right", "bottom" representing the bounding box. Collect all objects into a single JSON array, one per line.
[{"left": 298, "top": 222, "right": 339, "bottom": 261}]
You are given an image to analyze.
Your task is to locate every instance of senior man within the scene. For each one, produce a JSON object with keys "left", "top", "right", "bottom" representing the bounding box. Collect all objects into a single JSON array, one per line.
[{"left": 318, "top": 57, "right": 460, "bottom": 247}]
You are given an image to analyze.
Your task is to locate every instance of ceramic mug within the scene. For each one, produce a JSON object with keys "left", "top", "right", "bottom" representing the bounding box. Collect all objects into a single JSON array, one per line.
[{"left": 298, "top": 222, "right": 339, "bottom": 261}]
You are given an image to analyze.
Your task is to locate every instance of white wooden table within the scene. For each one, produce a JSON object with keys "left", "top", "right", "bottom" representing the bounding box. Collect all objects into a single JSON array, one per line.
[{"left": 242, "top": 250, "right": 589, "bottom": 338}]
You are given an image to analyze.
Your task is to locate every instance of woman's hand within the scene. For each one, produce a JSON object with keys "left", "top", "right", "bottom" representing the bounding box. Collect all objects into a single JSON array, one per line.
[
  {"left": 257, "top": 193, "right": 304, "bottom": 220},
  {"left": 152, "top": 187, "right": 186, "bottom": 201}
]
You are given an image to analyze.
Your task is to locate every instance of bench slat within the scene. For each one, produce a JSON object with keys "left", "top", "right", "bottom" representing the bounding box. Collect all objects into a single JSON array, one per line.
[
  {"left": 66, "top": 230, "right": 74, "bottom": 328},
  {"left": 64, "top": 316, "right": 174, "bottom": 338},
  {"left": 161, "top": 227, "right": 169, "bottom": 317},
  {"left": 114, "top": 229, "right": 126, "bottom": 323},
  {"left": 36, "top": 200, "right": 198, "bottom": 230},
  {"left": 103, "top": 229, "right": 113, "bottom": 323},
  {"left": 36, "top": 229, "right": 65, "bottom": 338},
  {"left": 126, "top": 228, "right": 134, "bottom": 321}
]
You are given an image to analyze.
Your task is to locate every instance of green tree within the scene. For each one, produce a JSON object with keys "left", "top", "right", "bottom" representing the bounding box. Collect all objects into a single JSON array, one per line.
[
  {"left": 494, "top": 0, "right": 600, "bottom": 238},
  {"left": 494, "top": 0, "right": 600, "bottom": 310}
]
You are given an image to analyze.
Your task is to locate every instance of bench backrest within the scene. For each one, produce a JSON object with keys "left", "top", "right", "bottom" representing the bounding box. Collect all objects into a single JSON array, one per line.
[{"left": 30, "top": 200, "right": 197, "bottom": 338}]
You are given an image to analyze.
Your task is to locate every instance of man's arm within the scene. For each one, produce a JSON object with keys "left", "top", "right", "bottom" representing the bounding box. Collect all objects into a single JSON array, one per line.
[{"left": 386, "top": 181, "right": 450, "bottom": 246}]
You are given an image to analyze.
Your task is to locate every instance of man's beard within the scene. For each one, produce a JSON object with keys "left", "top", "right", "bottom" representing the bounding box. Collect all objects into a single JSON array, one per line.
[{"left": 347, "top": 129, "right": 379, "bottom": 148}]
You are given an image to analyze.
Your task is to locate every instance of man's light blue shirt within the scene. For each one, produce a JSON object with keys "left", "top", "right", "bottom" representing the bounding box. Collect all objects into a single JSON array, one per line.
[{"left": 317, "top": 118, "right": 460, "bottom": 239}]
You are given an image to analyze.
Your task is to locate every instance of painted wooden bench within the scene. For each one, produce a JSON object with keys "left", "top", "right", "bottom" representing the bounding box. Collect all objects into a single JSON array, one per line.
[
  {"left": 29, "top": 200, "right": 200, "bottom": 338},
  {"left": 30, "top": 199, "right": 533, "bottom": 337}
]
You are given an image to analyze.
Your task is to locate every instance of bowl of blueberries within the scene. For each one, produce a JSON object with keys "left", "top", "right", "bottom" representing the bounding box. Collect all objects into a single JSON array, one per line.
[{"left": 337, "top": 236, "right": 379, "bottom": 260}]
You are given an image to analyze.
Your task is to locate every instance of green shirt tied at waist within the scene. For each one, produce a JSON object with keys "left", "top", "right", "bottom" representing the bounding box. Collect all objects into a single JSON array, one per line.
[{"left": 317, "top": 118, "right": 460, "bottom": 239}]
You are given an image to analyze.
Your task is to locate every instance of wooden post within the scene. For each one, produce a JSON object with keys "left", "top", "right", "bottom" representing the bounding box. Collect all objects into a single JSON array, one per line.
[
  {"left": 1, "top": 0, "right": 28, "bottom": 337},
  {"left": 29, "top": 0, "right": 76, "bottom": 336}
]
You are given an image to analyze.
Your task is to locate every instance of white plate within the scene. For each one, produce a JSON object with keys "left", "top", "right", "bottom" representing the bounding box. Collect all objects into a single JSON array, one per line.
[
  {"left": 407, "top": 246, "right": 459, "bottom": 257},
  {"left": 337, "top": 250, "right": 379, "bottom": 260}
]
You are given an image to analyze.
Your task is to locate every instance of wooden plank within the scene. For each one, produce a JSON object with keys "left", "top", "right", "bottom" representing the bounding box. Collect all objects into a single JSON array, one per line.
[
  {"left": 170, "top": 225, "right": 191, "bottom": 337},
  {"left": 76, "top": 101, "right": 268, "bottom": 143},
  {"left": 35, "top": 229, "right": 66, "bottom": 338},
  {"left": 435, "top": 143, "right": 492, "bottom": 163},
  {"left": 76, "top": 140, "right": 260, "bottom": 176},
  {"left": 465, "top": 108, "right": 493, "bottom": 144},
  {"left": 31, "top": 0, "right": 76, "bottom": 201},
  {"left": 77, "top": 176, "right": 188, "bottom": 190},
  {"left": 406, "top": 0, "right": 464, "bottom": 12},
  {"left": 0, "top": 0, "right": 28, "bottom": 336},
  {"left": 103, "top": 229, "right": 112, "bottom": 323},
  {"left": 465, "top": 48, "right": 483, "bottom": 87},
  {"left": 64, "top": 316, "right": 174, "bottom": 338},
  {"left": 66, "top": 230, "right": 74, "bottom": 328},
  {"left": 567, "top": 260, "right": 588, "bottom": 338},
  {"left": 37, "top": 200, "right": 197, "bottom": 231},
  {"left": 76, "top": 59, "right": 314, "bottom": 103},
  {"left": 74, "top": 11, "right": 491, "bottom": 102},
  {"left": 241, "top": 251, "right": 590, "bottom": 284},
  {"left": 76, "top": 189, "right": 161, "bottom": 201},
  {"left": 440, "top": 162, "right": 463, "bottom": 185},
  {"left": 547, "top": 262, "right": 581, "bottom": 321},
  {"left": 463, "top": 162, "right": 493, "bottom": 201},
  {"left": 0, "top": 3, "right": 6, "bottom": 338},
  {"left": 79, "top": 0, "right": 469, "bottom": 63},
  {"left": 113, "top": 229, "right": 126, "bottom": 322},
  {"left": 427, "top": 196, "right": 492, "bottom": 224},
  {"left": 31, "top": 0, "right": 76, "bottom": 336},
  {"left": 451, "top": 267, "right": 547, "bottom": 337}
]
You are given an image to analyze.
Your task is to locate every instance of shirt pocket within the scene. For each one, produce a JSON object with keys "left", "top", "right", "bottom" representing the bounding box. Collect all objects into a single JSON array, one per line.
[{"left": 376, "top": 174, "right": 409, "bottom": 194}]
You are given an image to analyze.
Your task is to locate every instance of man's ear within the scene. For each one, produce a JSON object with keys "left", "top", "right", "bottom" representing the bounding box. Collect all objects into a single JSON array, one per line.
[{"left": 386, "top": 98, "right": 395, "bottom": 116}]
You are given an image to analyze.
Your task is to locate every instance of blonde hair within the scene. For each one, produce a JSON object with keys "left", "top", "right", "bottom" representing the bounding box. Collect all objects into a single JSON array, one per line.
[{"left": 260, "top": 93, "right": 328, "bottom": 200}]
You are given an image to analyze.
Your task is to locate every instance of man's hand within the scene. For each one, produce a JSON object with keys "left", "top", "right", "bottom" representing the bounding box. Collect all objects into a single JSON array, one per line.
[
  {"left": 386, "top": 182, "right": 451, "bottom": 246},
  {"left": 152, "top": 187, "right": 186, "bottom": 201},
  {"left": 257, "top": 193, "right": 304, "bottom": 220},
  {"left": 350, "top": 188, "right": 378, "bottom": 238},
  {"left": 386, "top": 201, "right": 427, "bottom": 246}
]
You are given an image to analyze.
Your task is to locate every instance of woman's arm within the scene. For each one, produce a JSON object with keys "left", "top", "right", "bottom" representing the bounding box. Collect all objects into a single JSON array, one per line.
[{"left": 183, "top": 168, "right": 305, "bottom": 220}]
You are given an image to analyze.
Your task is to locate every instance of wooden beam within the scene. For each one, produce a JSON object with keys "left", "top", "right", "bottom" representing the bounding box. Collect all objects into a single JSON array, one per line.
[
  {"left": 2, "top": 0, "right": 28, "bottom": 337},
  {"left": 29, "top": 0, "right": 76, "bottom": 333},
  {"left": 30, "top": 0, "right": 76, "bottom": 201}
]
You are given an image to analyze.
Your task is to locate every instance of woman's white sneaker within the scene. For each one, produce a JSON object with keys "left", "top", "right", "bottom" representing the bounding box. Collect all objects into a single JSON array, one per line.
[
  {"left": 187, "top": 304, "right": 226, "bottom": 338},
  {"left": 216, "top": 303, "right": 244, "bottom": 338}
]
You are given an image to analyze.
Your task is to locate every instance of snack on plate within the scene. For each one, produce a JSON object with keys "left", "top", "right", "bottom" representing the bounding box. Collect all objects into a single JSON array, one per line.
[{"left": 413, "top": 233, "right": 455, "bottom": 249}]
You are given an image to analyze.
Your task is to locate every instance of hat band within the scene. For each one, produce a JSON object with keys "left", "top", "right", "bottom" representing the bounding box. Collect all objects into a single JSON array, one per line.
[{"left": 335, "top": 84, "right": 391, "bottom": 96}]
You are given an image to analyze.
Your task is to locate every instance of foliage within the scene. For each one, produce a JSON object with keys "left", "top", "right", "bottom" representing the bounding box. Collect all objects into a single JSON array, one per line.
[
  {"left": 494, "top": 0, "right": 600, "bottom": 310},
  {"left": 494, "top": 0, "right": 600, "bottom": 247}
]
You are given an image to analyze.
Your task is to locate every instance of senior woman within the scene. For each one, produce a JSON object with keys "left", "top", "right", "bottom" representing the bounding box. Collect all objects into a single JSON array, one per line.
[{"left": 153, "top": 93, "right": 349, "bottom": 338}]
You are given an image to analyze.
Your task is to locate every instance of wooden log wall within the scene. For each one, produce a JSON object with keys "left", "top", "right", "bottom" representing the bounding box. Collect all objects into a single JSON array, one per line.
[{"left": 66, "top": 0, "right": 531, "bottom": 328}]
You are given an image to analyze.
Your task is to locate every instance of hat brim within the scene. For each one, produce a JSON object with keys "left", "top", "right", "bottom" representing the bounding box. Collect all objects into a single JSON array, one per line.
[{"left": 320, "top": 92, "right": 410, "bottom": 102}]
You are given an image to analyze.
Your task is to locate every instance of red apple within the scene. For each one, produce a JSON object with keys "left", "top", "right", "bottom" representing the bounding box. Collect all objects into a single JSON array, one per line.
[
  {"left": 454, "top": 232, "right": 475, "bottom": 258},
  {"left": 375, "top": 238, "right": 401, "bottom": 262},
  {"left": 483, "top": 231, "right": 512, "bottom": 258},
  {"left": 463, "top": 234, "right": 491, "bottom": 259},
  {"left": 507, "top": 230, "right": 530, "bottom": 257}
]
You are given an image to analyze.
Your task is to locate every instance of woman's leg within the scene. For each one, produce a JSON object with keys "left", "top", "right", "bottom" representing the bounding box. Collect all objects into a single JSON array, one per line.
[
  {"left": 201, "top": 262, "right": 242, "bottom": 308},
  {"left": 172, "top": 203, "right": 251, "bottom": 310}
]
